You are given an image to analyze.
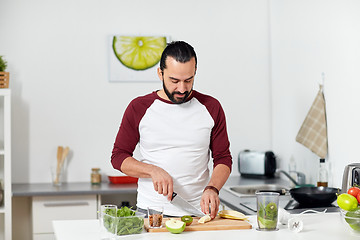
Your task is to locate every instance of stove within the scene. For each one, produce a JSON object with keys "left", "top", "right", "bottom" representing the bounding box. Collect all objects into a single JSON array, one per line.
[
  {"left": 237, "top": 195, "right": 339, "bottom": 215},
  {"left": 282, "top": 199, "right": 338, "bottom": 214}
]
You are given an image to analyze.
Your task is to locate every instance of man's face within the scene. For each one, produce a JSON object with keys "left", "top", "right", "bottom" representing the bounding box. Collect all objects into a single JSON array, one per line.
[{"left": 157, "top": 57, "right": 196, "bottom": 104}]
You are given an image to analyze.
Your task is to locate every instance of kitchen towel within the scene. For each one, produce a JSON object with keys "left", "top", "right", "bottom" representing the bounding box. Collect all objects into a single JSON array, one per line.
[{"left": 296, "top": 85, "right": 328, "bottom": 158}]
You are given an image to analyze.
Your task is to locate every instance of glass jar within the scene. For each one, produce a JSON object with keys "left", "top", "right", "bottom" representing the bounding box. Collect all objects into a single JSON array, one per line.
[
  {"left": 317, "top": 159, "right": 328, "bottom": 187},
  {"left": 91, "top": 168, "right": 101, "bottom": 185}
]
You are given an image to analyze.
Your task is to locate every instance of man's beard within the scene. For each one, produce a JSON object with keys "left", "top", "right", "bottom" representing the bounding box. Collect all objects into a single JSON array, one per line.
[{"left": 163, "top": 81, "right": 192, "bottom": 104}]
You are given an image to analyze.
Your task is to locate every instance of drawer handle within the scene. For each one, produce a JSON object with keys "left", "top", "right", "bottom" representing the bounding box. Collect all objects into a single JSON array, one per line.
[{"left": 43, "top": 202, "right": 89, "bottom": 207}]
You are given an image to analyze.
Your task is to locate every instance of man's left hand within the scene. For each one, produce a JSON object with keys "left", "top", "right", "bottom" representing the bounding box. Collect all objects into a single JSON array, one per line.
[{"left": 200, "top": 188, "right": 220, "bottom": 219}]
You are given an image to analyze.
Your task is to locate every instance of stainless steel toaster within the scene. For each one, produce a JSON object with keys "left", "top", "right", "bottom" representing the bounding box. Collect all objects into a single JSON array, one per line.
[
  {"left": 341, "top": 163, "right": 360, "bottom": 193},
  {"left": 238, "top": 150, "right": 277, "bottom": 178}
]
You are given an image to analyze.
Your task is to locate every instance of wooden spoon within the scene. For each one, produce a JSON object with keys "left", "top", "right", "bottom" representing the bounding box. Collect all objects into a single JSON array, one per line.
[
  {"left": 60, "top": 146, "right": 69, "bottom": 169},
  {"left": 54, "top": 146, "right": 63, "bottom": 185}
]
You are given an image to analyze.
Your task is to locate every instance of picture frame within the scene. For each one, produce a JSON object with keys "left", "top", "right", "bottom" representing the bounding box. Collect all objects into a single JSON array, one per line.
[{"left": 108, "top": 35, "right": 170, "bottom": 82}]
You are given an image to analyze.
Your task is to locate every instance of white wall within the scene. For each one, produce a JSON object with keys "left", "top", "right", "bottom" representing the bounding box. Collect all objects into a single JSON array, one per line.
[
  {"left": 270, "top": 0, "right": 360, "bottom": 187},
  {"left": 0, "top": 0, "right": 272, "bottom": 183},
  {"left": 4, "top": 0, "right": 358, "bottom": 187}
]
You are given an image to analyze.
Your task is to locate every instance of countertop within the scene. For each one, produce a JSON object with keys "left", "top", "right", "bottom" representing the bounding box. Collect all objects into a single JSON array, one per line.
[
  {"left": 220, "top": 176, "right": 289, "bottom": 214},
  {"left": 10, "top": 176, "right": 283, "bottom": 197},
  {"left": 53, "top": 212, "right": 359, "bottom": 240},
  {"left": 49, "top": 176, "right": 349, "bottom": 239},
  {"left": 12, "top": 176, "right": 338, "bottom": 215},
  {"left": 12, "top": 182, "right": 137, "bottom": 197},
  {"left": 219, "top": 176, "right": 339, "bottom": 214}
]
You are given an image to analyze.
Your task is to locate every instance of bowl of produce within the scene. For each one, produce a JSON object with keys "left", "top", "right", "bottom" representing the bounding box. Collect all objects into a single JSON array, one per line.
[
  {"left": 337, "top": 186, "right": 360, "bottom": 235},
  {"left": 101, "top": 206, "right": 145, "bottom": 235},
  {"left": 340, "top": 208, "right": 360, "bottom": 235}
]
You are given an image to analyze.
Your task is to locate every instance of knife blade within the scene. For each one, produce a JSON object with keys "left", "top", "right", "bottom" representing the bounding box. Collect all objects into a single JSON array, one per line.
[{"left": 170, "top": 192, "right": 205, "bottom": 217}]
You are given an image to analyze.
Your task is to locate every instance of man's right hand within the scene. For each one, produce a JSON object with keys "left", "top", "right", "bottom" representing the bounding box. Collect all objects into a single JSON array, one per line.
[
  {"left": 150, "top": 165, "right": 174, "bottom": 201},
  {"left": 120, "top": 157, "right": 174, "bottom": 201}
]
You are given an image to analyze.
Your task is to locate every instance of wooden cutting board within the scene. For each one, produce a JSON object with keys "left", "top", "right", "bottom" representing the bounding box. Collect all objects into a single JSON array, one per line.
[{"left": 144, "top": 216, "right": 252, "bottom": 232}]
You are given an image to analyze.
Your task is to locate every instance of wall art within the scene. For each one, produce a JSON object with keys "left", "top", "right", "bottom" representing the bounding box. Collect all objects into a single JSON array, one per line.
[{"left": 109, "top": 35, "right": 169, "bottom": 82}]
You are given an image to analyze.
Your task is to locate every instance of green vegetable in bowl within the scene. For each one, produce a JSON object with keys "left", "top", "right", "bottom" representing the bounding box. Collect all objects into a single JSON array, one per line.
[
  {"left": 345, "top": 207, "right": 360, "bottom": 231},
  {"left": 102, "top": 206, "right": 144, "bottom": 235},
  {"left": 116, "top": 205, "right": 135, "bottom": 217}
]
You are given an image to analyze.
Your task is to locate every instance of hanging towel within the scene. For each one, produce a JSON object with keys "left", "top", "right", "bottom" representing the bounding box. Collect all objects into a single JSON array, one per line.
[{"left": 296, "top": 85, "right": 328, "bottom": 158}]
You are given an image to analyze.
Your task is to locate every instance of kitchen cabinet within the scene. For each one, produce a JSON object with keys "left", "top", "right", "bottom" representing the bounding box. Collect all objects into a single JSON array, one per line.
[
  {"left": 0, "top": 89, "right": 11, "bottom": 240},
  {"left": 12, "top": 182, "right": 138, "bottom": 240},
  {"left": 32, "top": 195, "right": 98, "bottom": 240}
]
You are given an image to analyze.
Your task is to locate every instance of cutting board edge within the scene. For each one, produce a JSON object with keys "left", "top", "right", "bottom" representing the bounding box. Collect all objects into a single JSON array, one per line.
[
  {"left": 146, "top": 225, "right": 252, "bottom": 232},
  {"left": 144, "top": 217, "right": 252, "bottom": 232}
]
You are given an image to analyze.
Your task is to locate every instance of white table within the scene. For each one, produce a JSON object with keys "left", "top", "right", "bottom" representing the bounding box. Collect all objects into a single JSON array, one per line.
[{"left": 53, "top": 212, "right": 359, "bottom": 240}]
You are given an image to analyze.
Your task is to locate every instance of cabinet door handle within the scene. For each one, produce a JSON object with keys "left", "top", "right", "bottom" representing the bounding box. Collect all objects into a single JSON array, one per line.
[{"left": 43, "top": 202, "right": 89, "bottom": 207}]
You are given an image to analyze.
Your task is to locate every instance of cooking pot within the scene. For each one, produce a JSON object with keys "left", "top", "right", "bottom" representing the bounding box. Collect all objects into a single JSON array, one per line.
[{"left": 289, "top": 186, "right": 340, "bottom": 206}]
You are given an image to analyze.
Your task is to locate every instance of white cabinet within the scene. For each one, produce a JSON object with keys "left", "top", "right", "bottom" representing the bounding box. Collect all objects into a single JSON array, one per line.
[
  {"left": 0, "top": 89, "right": 11, "bottom": 240},
  {"left": 32, "top": 195, "right": 98, "bottom": 240}
]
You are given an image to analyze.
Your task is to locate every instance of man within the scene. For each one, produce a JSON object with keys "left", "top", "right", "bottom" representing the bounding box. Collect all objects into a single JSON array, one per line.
[{"left": 111, "top": 41, "right": 232, "bottom": 219}]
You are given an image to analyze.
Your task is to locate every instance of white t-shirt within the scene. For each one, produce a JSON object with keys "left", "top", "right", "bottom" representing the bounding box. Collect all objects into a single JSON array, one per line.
[{"left": 111, "top": 90, "right": 232, "bottom": 216}]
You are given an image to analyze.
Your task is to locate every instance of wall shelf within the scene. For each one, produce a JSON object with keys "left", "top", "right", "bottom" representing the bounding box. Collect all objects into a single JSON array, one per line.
[{"left": 0, "top": 89, "right": 11, "bottom": 240}]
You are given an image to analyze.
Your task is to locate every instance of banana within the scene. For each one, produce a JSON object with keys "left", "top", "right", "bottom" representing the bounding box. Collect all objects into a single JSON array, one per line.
[{"left": 218, "top": 210, "right": 248, "bottom": 220}]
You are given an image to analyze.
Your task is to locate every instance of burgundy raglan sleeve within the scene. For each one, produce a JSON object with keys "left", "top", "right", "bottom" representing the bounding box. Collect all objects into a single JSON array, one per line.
[
  {"left": 208, "top": 99, "right": 232, "bottom": 171},
  {"left": 111, "top": 100, "right": 141, "bottom": 172}
]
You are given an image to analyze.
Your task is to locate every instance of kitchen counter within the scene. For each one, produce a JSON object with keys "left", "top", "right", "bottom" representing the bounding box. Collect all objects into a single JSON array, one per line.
[
  {"left": 50, "top": 176, "right": 349, "bottom": 239},
  {"left": 11, "top": 175, "right": 284, "bottom": 198},
  {"left": 12, "top": 182, "right": 138, "bottom": 239},
  {"left": 219, "top": 176, "right": 289, "bottom": 214},
  {"left": 222, "top": 175, "right": 291, "bottom": 186},
  {"left": 53, "top": 212, "right": 359, "bottom": 240},
  {"left": 12, "top": 182, "right": 138, "bottom": 196},
  {"left": 219, "top": 176, "right": 339, "bottom": 214}
]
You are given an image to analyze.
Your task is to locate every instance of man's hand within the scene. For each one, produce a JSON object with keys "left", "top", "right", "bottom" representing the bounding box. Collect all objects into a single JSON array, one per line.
[
  {"left": 200, "top": 164, "right": 231, "bottom": 219},
  {"left": 150, "top": 165, "right": 174, "bottom": 201},
  {"left": 200, "top": 188, "right": 220, "bottom": 219},
  {"left": 120, "top": 157, "right": 174, "bottom": 201}
]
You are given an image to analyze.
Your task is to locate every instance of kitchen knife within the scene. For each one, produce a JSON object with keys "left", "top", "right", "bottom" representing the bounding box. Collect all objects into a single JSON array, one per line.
[{"left": 170, "top": 192, "right": 205, "bottom": 217}]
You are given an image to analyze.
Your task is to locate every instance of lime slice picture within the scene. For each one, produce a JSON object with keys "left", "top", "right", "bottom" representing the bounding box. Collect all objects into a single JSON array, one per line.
[{"left": 113, "top": 36, "right": 167, "bottom": 71}]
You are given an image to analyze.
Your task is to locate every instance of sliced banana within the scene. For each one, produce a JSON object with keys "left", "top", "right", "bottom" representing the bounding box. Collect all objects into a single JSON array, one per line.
[
  {"left": 198, "top": 214, "right": 211, "bottom": 224},
  {"left": 218, "top": 210, "right": 248, "bottom": 220}
]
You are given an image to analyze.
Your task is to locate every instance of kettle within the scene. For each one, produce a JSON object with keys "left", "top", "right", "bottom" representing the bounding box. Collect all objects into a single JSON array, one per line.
[{"left": 341, "top": 163, "right": 360, "bottom": 193}]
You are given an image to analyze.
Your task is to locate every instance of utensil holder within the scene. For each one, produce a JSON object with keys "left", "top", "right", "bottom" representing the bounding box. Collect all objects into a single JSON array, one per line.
[{"left": 51, "top": 163, "right": 65, "bottom": 186}]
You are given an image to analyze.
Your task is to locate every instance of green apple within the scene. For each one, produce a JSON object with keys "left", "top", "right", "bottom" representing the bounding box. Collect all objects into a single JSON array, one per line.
[
  {"left": 165, "top": 219, "right": 186, "bottom": 234},
  {"left": 337, "top": 193, "right": 358, "bottom": 211}
]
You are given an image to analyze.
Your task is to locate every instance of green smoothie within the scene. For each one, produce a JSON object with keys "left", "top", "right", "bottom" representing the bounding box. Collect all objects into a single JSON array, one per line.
[{"left": 257, "top": 202, "right": 278, "bottom": 230}]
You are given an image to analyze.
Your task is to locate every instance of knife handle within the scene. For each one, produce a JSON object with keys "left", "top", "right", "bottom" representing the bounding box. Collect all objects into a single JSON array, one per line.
[{"left": 171, "top": 192, "right": 177, "bottom": 201}]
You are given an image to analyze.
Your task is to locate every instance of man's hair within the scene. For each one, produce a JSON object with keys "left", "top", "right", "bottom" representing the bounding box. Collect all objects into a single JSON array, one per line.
[{"left": 159, "top": 41, "right": 197, "bottom": 71}]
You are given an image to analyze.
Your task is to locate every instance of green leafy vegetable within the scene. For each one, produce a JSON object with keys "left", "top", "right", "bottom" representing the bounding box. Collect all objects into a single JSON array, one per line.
[
  {"left": 117, "top": 206, "right": 135, "bottom": 217},
  {"left": 257, "top": 202, "right": 278, "bottom": 229},
  {"left": 102, "top": 206, "right": 144, "bottom": 235}
]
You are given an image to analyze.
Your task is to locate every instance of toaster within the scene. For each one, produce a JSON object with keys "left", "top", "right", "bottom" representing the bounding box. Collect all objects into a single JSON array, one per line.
[
  {"left": 341, "top": 163, "right": 360, "bottom": 193},
  {"left": 238, "top": 150, "right": 276, "bottom": 178}
]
